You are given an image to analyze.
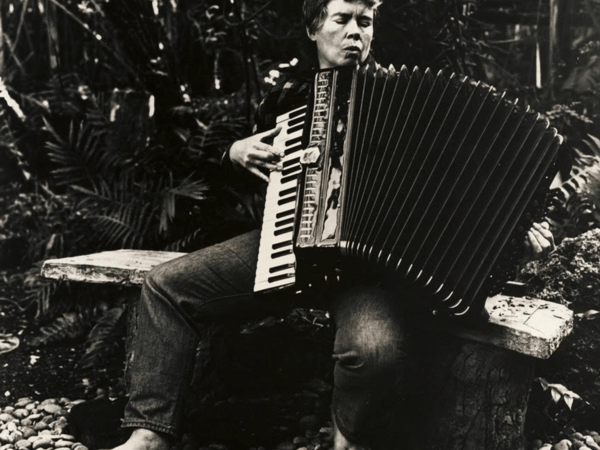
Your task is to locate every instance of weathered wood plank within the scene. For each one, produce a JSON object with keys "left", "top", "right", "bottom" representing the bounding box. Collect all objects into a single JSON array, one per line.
[
  {"left": 41, "top": 250, "right": 185, "bottom": 285},
  {"left": 40, "top": 250, "right": 573, "bottom": 359}
]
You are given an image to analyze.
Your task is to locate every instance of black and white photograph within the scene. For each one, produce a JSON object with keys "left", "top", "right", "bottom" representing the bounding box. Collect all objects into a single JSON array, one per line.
[{"left": 0, "top": 0, "right": 599, "bottom": 449}]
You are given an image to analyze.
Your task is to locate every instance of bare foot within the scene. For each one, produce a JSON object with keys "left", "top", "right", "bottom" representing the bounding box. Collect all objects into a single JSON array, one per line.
[{"left": 111, "top": 428, "right": 172, "bottom": 450}]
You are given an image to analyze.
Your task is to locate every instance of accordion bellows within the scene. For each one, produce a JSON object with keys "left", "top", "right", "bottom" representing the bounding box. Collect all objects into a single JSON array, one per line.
[{"left": 255, "top": 65, "right": 563, "bottom": 318}]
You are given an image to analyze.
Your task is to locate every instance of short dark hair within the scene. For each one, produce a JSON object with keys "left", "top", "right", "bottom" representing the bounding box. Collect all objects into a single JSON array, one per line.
[{"left": 302, "top": 0, "right": 381, "bottom": 35}]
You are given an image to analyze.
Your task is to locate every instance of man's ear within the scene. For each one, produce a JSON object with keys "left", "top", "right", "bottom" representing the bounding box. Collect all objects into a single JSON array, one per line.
[{"left": 306, "top": 26, "right": 317, "bottom": 41}]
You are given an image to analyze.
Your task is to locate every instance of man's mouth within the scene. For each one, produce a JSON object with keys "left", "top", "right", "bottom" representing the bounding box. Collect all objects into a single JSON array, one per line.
[{"left": 344, "top": 46, "right": 362, "bottom": 53}]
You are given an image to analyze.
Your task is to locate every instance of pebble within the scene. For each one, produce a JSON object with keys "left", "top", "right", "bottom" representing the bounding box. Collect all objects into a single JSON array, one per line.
[
  {"left": 32, "top": 439, "right": 53, "bottom": 449},
  {"left": 20, "top": 429, "right": 36, "bottom": 440},
  {"left": 14, "top": 400, "right": 32, "bottom": 409},
  {"left": 40, "top": 406, "right": 60, "bottom": 416},
  {"left": 32, "top": 424, "right": 47, "bottom": 432},
  {"left": 15, "top": 439, "right": 31, "bottom": 449},
  {"left": 12, "top": 411, "right": 28, "bottom": 420}
]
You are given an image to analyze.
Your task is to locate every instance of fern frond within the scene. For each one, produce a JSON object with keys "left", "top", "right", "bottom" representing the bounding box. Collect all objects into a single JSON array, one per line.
[
  {"left": 28, "top": 311, "right": 93, "bottom": 347},
  {"left": 78, "top": 306, "right": 126, "bottom": 369}
]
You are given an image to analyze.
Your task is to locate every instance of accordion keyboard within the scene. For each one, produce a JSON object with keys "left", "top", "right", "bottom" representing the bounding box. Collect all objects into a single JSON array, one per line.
[{"left": 254, "top": 105, "right": 307, "bottom": 293}]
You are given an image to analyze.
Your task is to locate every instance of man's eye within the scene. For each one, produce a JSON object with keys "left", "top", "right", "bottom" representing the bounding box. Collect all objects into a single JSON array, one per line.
[{"left": 359, "top": 21, "right": 372, "bottom": 28}]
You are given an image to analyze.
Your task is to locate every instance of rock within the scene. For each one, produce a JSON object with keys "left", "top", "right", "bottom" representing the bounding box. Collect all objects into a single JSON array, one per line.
[
  {"left": 41, "top": 406, "right": 60, "bottom": 416},
  {"left": 15, "top": 440, "right": 31, "bottom": 449},
  {"left": 32, "top": 439, "right": 53, "bottom": 449},
  {"left": 53, "top": 441, "right": 72, "bottom": 448},
  {"left": 50, "top": 417, "right": 68, "bottom": 432},
  {"left": 5, "top": 424, "right": 16, "bottom": 433},
  {"left": 552, "top": 439, "right": 572, "bottom": 450},
  {"left": 0, "top": 415, "right": 13, "bottom": 424},
  {"left": 24, "top": 405, "right": 35, "bottom": 412},
  {"left": 73, "top": 445, "right": 88, "bottom": 450},
  {"left": 10, "top": 433, "right": 22, "bottom": 444},
  {"left": 14, "top": 400, "right": 32, "bottom": 409},
  {"left": 39, "top": 401, "right": 56, "bottom": 407},
  {"left": 11, "top": 411, "right": 28, "bottom": 420},
  {"left": 585, "top": 437, "right": 600, "bottom": 450},
  {"left": 19, "top": 430, "right": 35, "bottom": 441},
  {"left": 3, "top": 409, "right": 14, "bottom": 415},
  {"left": 57, "top": 437, "right": 73, "bottom": 443},
  {"left": 55, "top": 448, "right": 71, "bottom": 450},
  {"left": 0, "top": 430, "right": 13, "bottom": 444},
  {"left": 19, "top": 421, "right": 32, "bottom": 429},
  {"left": 32, "top": 423, "right": 48, "bottom": 432},
  {"left": 27, "top": 415, "right": 41, "bottom": 422}
]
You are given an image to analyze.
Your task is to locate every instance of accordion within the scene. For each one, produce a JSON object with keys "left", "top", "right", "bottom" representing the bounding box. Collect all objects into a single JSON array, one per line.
[{"left": 254, "top": 65, "right": 562, "bottom": 317}]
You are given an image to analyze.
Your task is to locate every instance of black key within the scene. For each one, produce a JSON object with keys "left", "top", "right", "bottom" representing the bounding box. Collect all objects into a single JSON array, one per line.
[
  {"left": 289, "top": 108, "right": 306, "bottom": 119},
  {"left": 275, "top": 226, "right": 294, "bottom": 236},
  {"left": 275, "top": 217, "right": 295, "bottom": 228},
  {"left": 288, "top": 116, "right": 305, "bottom": 128},
  {"left": 285, "top": 144, "right": 303, "bottom": 156},
  {"left": 281, "top": 173, "right": 300, "bottom": 184},
  {"left": 283, "top": 157, "right": 300, "bottom": 168},
  {"left": 285, "top": 136, "right": 302, "bottom": 147},
  {"left": 276, "top": 208, "right": 295, "bottom": 219},
  {"left": 272, "top": 240, "right": 291, "bottom": 250},
  {"left": 277, "top": 196, "right": 295, "bottom": 206},
  {"left": 279, "top": 187, "right": 296, "bottom": 197},
  {"left": 268, "top": 273, "right": 294, "bottom": 283},
  {"left": 272, "top": 249, "right": 293, "bottom": 258},
  {"left": 269, "top": 263, "right": 294, "bottom": 273},
  {"left": 287, "top": 123, "right": 304, "bottom": 135}
]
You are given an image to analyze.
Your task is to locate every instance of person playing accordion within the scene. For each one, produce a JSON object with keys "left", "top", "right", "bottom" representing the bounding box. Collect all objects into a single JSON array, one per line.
[{"left": 110, "top": 1, "right": 556, "bottom": 449}]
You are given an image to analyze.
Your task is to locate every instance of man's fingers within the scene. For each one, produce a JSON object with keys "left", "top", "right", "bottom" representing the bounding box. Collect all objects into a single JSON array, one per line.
[
  {"left": 248, "top": 147, "right": 283, "bottom": 163},
  {"left": 257, "top": 125, "right": 282, "bottom": 140},
  {"left": 249, "top": 167, "right": 270, "bottom": 183},
  {"left": 528, "top": 229, "right": 553, "bottom": 257}
]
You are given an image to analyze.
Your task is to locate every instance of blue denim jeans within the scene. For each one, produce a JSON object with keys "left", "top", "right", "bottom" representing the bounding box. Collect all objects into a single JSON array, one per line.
[{"left": 122, "top": 229, "right": 417, "bottom": 447}]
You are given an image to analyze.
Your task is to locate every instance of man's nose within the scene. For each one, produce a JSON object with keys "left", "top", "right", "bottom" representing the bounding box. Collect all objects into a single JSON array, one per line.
[{"left": 346, "top": 20, "right": 362, "bottom": 38}]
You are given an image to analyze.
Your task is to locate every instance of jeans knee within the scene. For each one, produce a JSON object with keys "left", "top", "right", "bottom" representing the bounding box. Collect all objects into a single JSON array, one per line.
[
  {"left": 336, "top": 315, "right": 409, "bottom": 375},
  {"left": 333, "top": 286, "right": 412, "bottom": 370}
]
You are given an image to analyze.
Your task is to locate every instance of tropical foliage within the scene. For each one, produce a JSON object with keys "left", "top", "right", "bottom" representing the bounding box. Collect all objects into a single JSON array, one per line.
[{"left": 0, "top": 0, "right": 599, "bottom": 379}]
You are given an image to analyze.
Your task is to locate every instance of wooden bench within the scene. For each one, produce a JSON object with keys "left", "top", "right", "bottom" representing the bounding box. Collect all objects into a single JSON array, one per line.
[{"left": 42, "top": 250, "right": 574, "bottom": 450}]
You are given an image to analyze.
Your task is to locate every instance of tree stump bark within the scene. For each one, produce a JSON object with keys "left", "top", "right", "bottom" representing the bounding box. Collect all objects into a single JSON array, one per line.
[{"left": 412, "top": 332, "right": 536, "bottom": 450}]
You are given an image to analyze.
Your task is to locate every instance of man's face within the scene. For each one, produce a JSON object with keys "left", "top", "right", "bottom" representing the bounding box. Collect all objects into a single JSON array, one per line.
[{"left": 308, "top": 0, "right": 375, "bottom": 69}]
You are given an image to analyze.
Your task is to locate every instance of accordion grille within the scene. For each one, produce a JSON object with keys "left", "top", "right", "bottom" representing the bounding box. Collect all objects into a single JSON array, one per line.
[{"left": 294, "top": 66, "right": 562, "bottom": 317}]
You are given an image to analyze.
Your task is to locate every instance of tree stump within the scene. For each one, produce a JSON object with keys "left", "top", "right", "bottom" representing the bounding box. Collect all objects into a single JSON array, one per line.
[{"left": 412, "top": 332, "right": 536, "bottom": 450}]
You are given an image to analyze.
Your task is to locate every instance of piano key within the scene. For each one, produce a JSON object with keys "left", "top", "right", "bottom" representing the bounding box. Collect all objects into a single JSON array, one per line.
[
  {"left": 269, "top": 263, "right": 295, "bottom": 273},
  {"left": 276, "top": 106, "right": 306, "bottom": 124},
  {"left": 254, "top": 275, "right": 295, "bottom": 292},
  {"left": 255, "top": 254, "right": 295, "bottom": 276}
]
